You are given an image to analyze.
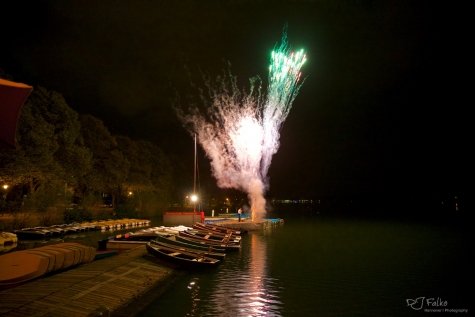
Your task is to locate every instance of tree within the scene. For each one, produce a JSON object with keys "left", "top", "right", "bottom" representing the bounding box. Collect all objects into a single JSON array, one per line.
[
  {"left": 1, "top": 88, "right": 59, "bottom": 190},
  {"left": 115, "top": 137, "right": 175, "bottom": 216},
  {"left": 116, "top": 136, "right": 153, "bottom": 191},
  {"left": 139, "top": 140, "right": 174, "bottom": 209},
  {"left": 80, "top": 115, "right": 129, "bottom": 209},
  {"left": 0, "top": 86, "right": 93, "bottom": 212}
]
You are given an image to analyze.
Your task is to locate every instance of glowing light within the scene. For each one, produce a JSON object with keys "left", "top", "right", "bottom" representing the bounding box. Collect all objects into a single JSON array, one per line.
[
  {"left": 190, "top": 194, "right": 198, "bottom": 202},
  {"left": 181, "top": 30, "right": 307, "bottom": 221},
  {"left": 231, "top": 115, "right": 264, "bottom": 170},
  {"left": 2, "top": 184, "right": 9, "bottom": 190}
]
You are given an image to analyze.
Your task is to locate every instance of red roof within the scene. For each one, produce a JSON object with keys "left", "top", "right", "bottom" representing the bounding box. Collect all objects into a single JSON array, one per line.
[{"left": 0, "top": 78, "right": 32, "bottom": 148}]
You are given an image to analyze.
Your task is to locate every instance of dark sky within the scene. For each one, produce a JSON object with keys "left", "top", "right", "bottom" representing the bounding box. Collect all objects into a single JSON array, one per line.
[{"left": 1, "top": 0, "right": 469, "bottom": 200}]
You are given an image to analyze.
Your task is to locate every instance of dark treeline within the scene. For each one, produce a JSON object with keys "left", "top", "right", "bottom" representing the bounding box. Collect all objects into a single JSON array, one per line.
[{"left": 1, "top": 85, "right": 175, "bottom": 228}]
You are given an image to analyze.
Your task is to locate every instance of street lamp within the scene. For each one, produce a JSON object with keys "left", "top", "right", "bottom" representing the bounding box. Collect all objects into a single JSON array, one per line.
[
  {"left": 190, "top": 193, "right": 199, "bottom": 212},
  {"left": 2, "top": 184, "right": 9, "bottom": 200}
]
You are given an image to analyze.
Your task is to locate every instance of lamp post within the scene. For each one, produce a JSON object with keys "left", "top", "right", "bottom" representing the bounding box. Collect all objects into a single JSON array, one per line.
[
  {"left": 2, "top": 184, "right": 9, "bottom": 200},
  {"left": 190, "top": 193, "right": 198, "bottom": 212}
]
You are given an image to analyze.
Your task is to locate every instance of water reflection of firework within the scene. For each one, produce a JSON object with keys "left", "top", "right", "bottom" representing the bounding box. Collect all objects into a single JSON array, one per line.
[{"left": 181, "top": 31, "right": 307, "bottom": 221}]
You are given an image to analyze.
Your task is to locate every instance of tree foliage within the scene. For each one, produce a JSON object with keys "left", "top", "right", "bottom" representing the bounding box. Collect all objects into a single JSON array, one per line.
[{"left": 0, "top": 85, "right": 175, "bottom": 217}]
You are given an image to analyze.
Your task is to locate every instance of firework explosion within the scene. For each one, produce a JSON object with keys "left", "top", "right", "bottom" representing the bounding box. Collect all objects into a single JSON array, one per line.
[{"left": 182, "top": 32, "right": 307, "bottom": 221}]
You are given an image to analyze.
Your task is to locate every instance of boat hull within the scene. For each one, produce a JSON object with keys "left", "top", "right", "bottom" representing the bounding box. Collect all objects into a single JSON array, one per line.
[
  {"left": 175, "top": 234, "right": 240, "bottom": 252},
  {"left": 179, "top": 230, "right": 241, "bottom": 245},
  {"left": 154, "top": 234, "right": 226, "bottom": 253},
  {"left": 146, "top": 243, "right": 220, "bottom": 268},
  {"left": 150, "top": 240, "right": 226, "bottom": 260},
  {"left": 194, "top": 222, "right": 246, "bottom": 235}
]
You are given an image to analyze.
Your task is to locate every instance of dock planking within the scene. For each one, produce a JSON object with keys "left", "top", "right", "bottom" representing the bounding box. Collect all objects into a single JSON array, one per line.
[{"left": 0, "top": 246, "right": 175, "bottom": 316}]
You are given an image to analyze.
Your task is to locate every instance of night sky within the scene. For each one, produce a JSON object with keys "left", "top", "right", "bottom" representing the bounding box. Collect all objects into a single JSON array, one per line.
[{"left": 1, "top": 1, "right": 469, "bottom": 203}]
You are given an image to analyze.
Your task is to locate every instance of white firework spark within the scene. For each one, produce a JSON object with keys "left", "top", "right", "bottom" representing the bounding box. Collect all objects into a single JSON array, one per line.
[{"left": 181, "top": 32, "right": 307, "bottom": 221}]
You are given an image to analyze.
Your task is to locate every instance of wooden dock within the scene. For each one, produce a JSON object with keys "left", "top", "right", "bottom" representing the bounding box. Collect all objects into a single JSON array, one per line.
[
  {"left": 0, "top": 246, "right": 175, "bottom": 317},
  {"left": 204, "top": 218, "right": 284, "bottom": 231}
]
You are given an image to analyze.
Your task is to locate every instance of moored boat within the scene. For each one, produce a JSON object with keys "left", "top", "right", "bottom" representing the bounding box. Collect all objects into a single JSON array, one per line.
[
  {"left": 188, "top": 227, "right": 242, "bottom": 241},
  {"left": 106, "top": 239, "right": 147, "bottom": 250},
  {"left": 194, "top": 222, "right": 246, "bottom": 235},
  {"left": 180, "top": 230, "right": 241, "bottom": 245},
  {"left": 0, "top": 232, "right": 18, "bottom": 245},
  {"left": 0, "top": 242, "right": 95, "bottom": 289},
  {"left": 0, "top": 252, "right": 49, "bottom": 289},
  {"left": 11, "top": 219, "right": 151, "bottom": 241},
  {"left": 175, "top": 234, "right": 241, "bottom": 252},
  {"left": 154, "top": 234, "right": 226, "bottom": 253},
  {"left": 46, "top": 226, "right": 65, "bottom": 236},
  {"left": 13, "top": 228, "right": 49, "bottom": 240},
  {"left": 150, "top": 239, "right": 226, "bottom": 260},
  {"left": 146, "top": 242, "right": 220, "bottom": 268},
  {"left": 113, "top": 232, "right": 160, "bottom": 241}
]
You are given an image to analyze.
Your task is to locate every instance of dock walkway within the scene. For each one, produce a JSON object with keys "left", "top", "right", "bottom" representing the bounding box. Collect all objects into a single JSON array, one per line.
[
  {"left": 0, "top": 246, "right": 175, "bottom": 317},
  {"left": 204, "top": 218, "right": 284, "bottom": 231}
]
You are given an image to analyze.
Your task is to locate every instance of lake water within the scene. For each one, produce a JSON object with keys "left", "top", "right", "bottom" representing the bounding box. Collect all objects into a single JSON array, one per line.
[{"left": 138, "top": 215, "right": 472, "bottom": 316}]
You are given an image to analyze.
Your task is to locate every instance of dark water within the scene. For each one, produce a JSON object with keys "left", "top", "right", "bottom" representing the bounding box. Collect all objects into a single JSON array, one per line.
[{"left": 139, "top": 216, "right": 472, "bottom": 316}]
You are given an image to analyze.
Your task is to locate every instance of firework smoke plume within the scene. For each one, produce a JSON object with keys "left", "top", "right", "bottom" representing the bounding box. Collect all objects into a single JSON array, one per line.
[{"left": 180, "top": 32, "right": 307, "bottom": 221}]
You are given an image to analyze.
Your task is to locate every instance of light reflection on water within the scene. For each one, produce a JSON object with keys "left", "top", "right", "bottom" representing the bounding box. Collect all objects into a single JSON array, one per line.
[
  {"left": 144, "top": 230, "right": 284, "bottom": 317},
  {"left": 206, "top": 233, "right": 283, "bottom": 316},
  {"left": 141, "top": 218, "right": 471, "bottom": 316}
]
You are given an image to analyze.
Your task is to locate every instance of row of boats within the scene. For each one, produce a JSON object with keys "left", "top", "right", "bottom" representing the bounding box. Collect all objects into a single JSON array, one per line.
[
  {"left": 109, "top": 222, "right": 246, "bottom": 268},
  {"left": 12, "top": 218, "right": 151, "bottom": 239},
  {"left": 1, "top": 221, "right": 245, "bottom": 290},
  {"left": 0, "top": 242, "right": 96, "bottom": 289}
]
